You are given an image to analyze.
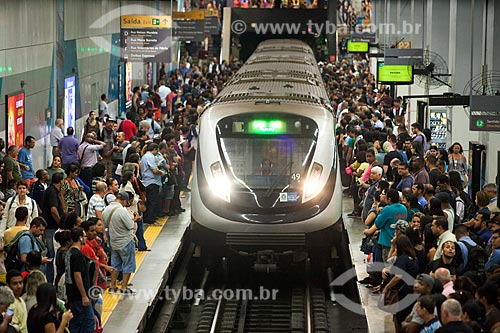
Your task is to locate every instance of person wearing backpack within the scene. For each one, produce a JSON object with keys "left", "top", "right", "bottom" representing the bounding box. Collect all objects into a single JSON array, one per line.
[
  {"left": 454, "top": 225, "right": 488, "bottom": 284},
  {"left": 3, "top": 207, "right": 29, "bottom": 246},
  {"left": 0, "top": 181, "right": 37, "bottom": 239},
  {"left": 15, "top": 217, "right": 49, "bottom": 274}
]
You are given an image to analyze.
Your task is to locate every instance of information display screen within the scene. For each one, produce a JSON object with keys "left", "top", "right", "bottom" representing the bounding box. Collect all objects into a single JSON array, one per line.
[
  {"left": 347, "top": 40, "right": 369, "bottom": 53},
  {"left": 377, "top": 62, "right": 414, "bottom": 84},
  {"left": 64, "top": 76, "right": 76, "bottom": 130},
  {"left": 5, "top": 91, "right": 25, "bottom": 148}
]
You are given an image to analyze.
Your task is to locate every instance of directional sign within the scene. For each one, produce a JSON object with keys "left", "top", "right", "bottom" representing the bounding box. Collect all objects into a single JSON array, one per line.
[
  {"left": 120, "top": 15, "right": 172, "bottom": 62},
  {"left": 173, "top": 10, "right": 205, "bottom": 42}
]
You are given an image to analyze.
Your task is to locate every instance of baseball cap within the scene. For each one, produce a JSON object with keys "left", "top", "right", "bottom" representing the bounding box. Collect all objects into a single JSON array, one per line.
[
  {"left": 106, "top": 118, "right": 117, "bottom": 123},
  {"left": 116, "top": 192, "right": 129, "bottom": 201},
  {"left": 390, "top": 220, "right": 410, "bottom": 233},
  {"left": 435, "top": 192, "right": 450, "bottom": 204},
  {"left": 416, "top": 274, "right": 434, "bottom": 288}
]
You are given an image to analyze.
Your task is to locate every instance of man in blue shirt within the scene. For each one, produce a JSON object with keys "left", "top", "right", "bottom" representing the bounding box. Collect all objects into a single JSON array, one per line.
[
  {"left": 375, "top": 189, "right": 408, "bottom": 262},
  {"left": 18, "top": 217, "right": 49, "bottom": 273},
  {"left": 17, "top": 136, "right": 36, "bottom": 188},
  {"left": 58, "top": 127, "right": 80, "bottom": 170},
  {"left": 140, "top": 143, "right": 166, "bottom": 225},
  {"left": 396, "top": 162, "right": 415, "bottom": 192},
  {"left": 486, "top": 230, "right": 500, "bottom": 270}
]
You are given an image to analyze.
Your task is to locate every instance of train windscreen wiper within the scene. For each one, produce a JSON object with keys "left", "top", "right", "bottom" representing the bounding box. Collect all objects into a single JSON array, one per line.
[{"left": 263, "top": 161, "right": 293, "bottom": 198}]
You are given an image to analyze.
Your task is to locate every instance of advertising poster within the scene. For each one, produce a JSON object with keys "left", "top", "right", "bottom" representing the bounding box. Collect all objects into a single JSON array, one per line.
[
  {"left": 5, "top": 91, "right": 25, "bottom": 148},
  {"left": 125, "top": 61, "right": 133, "bottom": 103},
  {"left": 64, "top": 76, "right": 76, "bottom": 130}
]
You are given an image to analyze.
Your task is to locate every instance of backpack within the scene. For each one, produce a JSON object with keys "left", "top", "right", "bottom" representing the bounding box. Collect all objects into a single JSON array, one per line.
[
  {"left": 7, "top": 195, "right": 35, "bottom": 218},
  {"left": 460, "top": 240, "right": 488, "bottom": 273},
  {"left": 4, "top": 232, "right": 34, "bottom": 272},
  {"left": 460, "top": 190, "right": 475, "bottom": 221}
]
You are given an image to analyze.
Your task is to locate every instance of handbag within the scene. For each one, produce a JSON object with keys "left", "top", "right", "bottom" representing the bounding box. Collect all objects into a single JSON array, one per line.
[{"left": 360, "top": 235, "right": 373, "bottom": 255}]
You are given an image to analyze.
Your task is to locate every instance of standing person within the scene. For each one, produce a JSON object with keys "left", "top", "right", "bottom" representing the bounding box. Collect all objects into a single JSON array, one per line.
[
  {"left": 31, "top": 169, "right": 49, "bottom": 211},
  {"left": 98, "top": 94, "right": 109, "bottom": 119},
  {"left": 3, "top": 146, "right": 22, "bottom": 184},
  {"left": 438, "top": 299, "right": 473, "bottom": 333},
  {"left": 50, "top": 119, "right": 64, "bottom": 158},
  {"left": 158, "top": 80, "right": 171, "bottom": 124},
  {"left": 17, "top": 136, "right": 36, "bottom": 189},
  {"left": 6, "top": 270, "right": 28, "bottom": 333},
  {"left": 83, "top": 111, "right": 101, "bottom": 137},
  {"left": 447, "top": 142, "right": 468, "bottom": 185},
  {"left": 78, "top": 134, "right": 106, "bottom": 188},
  {"left": 102, "top": 192, "right": 138, "bottom": 294},
  {"left": 41, "top": 173, "right": 65, "bottom": 284},
  {"left": 47, "top": 156, "right": 67, "bottom": 184},
  {"left": 179, "top": 126, "right": 195, "bottom": 191},
  {"left": 3, "top": 207, "right": 29, "bottom": 246},
  {"left": 431, "top": 216, "right": 457, "bottom": 261},
  {"left": 27, "top": 283, "right": 73, "bottom": 333},
  {"left": 17, "top": 217, "right": 49, "bottom": 274},
  {"left": 87, "top": 182, "right": 106, "bottom": 222},
  {"left": 140, "top": 143, "right": 165, "bottom": 225},
  {"left": 396, "top": 162, "right": 415, "bottom": 192},
  {"left": 0, "top": 181, "right": 38, "bottom": 237},
  {"left": 120, "top": 112, "right": 138, "bottom": 141},
  {"left": 98, "top": 118, "right": 117, "bottom": 179},
  {"left": 58, "top": 127, "right": 80, "bottom": 171},
  {"left": 60, "top": 164, "right": 82, "bottom": 215},
  {"left": 0, "top": 285, "right": 16, "bottom": 333},
  {"left": 65, "top": 227, "right": 94, "bottom": 333},
  {"left": 374, "top": 189, "right": 408, "bottom": 262}
]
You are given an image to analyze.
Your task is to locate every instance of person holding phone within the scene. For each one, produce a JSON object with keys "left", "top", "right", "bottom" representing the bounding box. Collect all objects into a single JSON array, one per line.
[{"left": 0, "top": 286, "right": 18, "bottom": 333}]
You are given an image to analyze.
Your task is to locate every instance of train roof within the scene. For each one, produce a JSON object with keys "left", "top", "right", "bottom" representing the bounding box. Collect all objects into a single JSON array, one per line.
[{"left": 231, "top": 64, "right": 322, "bottom": 85}]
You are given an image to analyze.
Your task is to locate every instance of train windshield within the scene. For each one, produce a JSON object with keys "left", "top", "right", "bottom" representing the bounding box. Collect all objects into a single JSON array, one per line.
[{"left": 216, "top": 113, "right": 318, "bottom": 202}]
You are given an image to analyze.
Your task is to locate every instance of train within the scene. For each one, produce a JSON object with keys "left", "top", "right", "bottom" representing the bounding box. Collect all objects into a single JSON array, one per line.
[{"left": 191, "top": 39, "right": 343, "bottom": 270}]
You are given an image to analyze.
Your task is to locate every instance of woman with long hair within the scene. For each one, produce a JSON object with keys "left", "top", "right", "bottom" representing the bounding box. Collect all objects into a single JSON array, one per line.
[
  {"left": 22, "top": 270, "right": 47, "bottom": 313},
  {"left": 448, "top": 142, "right": 468, "bottom": 185},
  {"left": 382, "top": 235, "right": 418, "bottom": 332},
  {"left": 60, "top": 164, "right": 82, "bottom": 214},
  {"left": 83, "top": 110, "right": 101, "bottom": 138},
  {"left": 27, "top": 283, "right": 73, "bottom": 333},
  {"left": 47, "top": 156, "right": 66, "bottom": 184}
]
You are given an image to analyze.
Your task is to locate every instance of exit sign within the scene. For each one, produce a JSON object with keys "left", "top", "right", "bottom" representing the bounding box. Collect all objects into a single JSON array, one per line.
[{"left": 152, "top": 18, "right": 160, "bottom": 25}]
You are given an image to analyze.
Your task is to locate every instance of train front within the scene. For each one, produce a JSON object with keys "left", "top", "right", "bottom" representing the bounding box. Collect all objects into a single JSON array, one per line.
[{"left": 191, "top": 103, "right": 343, "bottom": 267}]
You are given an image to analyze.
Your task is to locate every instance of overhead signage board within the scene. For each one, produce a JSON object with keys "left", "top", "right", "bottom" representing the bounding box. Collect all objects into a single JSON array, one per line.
[
  {"left": 173, "top": 10, "right": 205, "bottom": 42},
  {"left": 120, "top": 15, "right": 172, "bottom": 62},
  {"left": 204, "top": 10, "right": 219, "bottom": 35},
  {"left": 5, "top": 91, "right": 25, "bottom": 148},
  {"left": 470, "top": 96, "right": 500, "bottom": 131},
  {"left": 64, "top": 76, "right": 76, "bottom": 130}
]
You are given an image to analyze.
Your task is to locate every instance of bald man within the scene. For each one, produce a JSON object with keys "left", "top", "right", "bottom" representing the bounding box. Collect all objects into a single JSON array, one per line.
[{"left": 435, "top": 268, "right": 455, "bottom": 298}]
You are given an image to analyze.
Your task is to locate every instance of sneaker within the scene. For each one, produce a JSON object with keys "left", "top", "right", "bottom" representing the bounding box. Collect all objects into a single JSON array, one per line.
[
  {"left": 120, "top": 288, "right": 137, "bottom": 295},
  {"left": 108, "top": 287, "right": 119, "bottom": 293}
]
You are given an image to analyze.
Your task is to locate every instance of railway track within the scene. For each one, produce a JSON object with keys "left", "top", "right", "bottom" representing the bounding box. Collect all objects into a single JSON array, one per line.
[{"left": 194, "top": 284, "right": 329, "bottom": 333}]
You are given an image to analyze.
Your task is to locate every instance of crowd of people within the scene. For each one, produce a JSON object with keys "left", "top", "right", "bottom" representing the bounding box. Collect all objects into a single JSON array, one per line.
[
  {"left": 0, "top": 51, "right": 235, "bottom": 332},
  {"left": 331, "top": 55, "right": 500, "bottom": 332},
  {"left": 0, "top": 39, "right": 499, "bottom": 333}
]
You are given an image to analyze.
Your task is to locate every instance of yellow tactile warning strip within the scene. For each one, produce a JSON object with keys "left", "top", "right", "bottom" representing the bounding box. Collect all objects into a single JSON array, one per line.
[{"left": 100, "top": 215, "right": 168, "bottom": 326}]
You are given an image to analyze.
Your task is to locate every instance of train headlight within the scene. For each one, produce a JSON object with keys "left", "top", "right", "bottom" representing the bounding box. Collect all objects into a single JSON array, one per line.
[
  {"left": 303, "top": 162, "right": 323, "bottom": 201},
  {"left": 210, "top": 161, "right": 231, "bottom": 202}
]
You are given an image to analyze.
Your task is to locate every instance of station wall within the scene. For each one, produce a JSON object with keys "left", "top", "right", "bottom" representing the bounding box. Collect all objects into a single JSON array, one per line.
[{"left": 0, "top": 0, "right": 175, "bottom": 171}]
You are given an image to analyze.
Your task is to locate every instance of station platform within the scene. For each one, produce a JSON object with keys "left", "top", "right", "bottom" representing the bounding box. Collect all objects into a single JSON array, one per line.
[
  {"left": 343, "top": 197, "right": 393, "bottom": 333},
  {"left": 102, "top": 195, "right": 191, "bottom": 332}
]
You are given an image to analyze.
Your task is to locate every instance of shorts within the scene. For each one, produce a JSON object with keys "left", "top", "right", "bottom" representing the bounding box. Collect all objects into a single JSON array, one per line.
[
  {"left": 164, "top": 184, "right": 175, "bottom": 200},
  {"left": 111, "top": 239, "right": 136, "bottom": 274},
  {"left": 161, "top": 106, "right": 169, "bottom": 115}
]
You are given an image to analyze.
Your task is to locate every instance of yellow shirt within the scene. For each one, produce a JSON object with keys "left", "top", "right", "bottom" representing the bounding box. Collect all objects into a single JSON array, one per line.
[
  {"left": 12, "top": 297, "right": 28, "bottom": 333},
  {"left": 4, "top": 226, "right": 29, "bottom": 245}
]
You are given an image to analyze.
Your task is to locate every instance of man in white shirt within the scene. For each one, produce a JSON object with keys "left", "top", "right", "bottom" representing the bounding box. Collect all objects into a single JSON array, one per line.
[
  {"left": 99, "top": 94, "right": 110, "bottom": 119},
  {"left": 50, "top": 118, "right": 64, "bottom": 158},
  {"left": 87, "top": 181, "right": 107, "bottom": 221},
  {"left": 158, "top": 80, "right": 171, "bottom": 123}
]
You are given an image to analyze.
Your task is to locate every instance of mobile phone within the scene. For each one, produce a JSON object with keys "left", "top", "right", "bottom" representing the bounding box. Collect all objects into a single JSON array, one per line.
[{"left": 6, "top": 308, "right": 14, "bottom": 316}]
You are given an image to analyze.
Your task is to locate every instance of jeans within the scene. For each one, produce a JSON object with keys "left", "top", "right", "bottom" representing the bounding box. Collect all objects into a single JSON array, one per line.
[
  {"left": 44, "top": 229, "right": 56, "bottom": 284},
  {"left": 80, "top": 168, "right": 93, "bottom": 188},
  {"left": 182, "top": 159, "right": 193, "bottom": 189},
  {"left": 68, "top": 300, "right": 95, "bottom": 333},
  {"left": 136, "top": 216, "right": 147, "bottom": 250},
  {"left": 144, "top": 184, "right": 160, "bottom": 224}
]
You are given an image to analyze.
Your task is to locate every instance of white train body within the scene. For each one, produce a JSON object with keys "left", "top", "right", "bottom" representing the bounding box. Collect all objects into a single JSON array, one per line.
[{"left": 191, "top": 40, "right": 343, "bottom": 256}]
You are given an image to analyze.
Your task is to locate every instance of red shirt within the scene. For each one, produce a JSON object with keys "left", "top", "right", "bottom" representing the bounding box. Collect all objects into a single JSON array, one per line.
[
  {"left": 81, "top": 243, "right": 100, "bottom": 287},
  {"left": 120, "top": 119, "right": 138, "bottom": 141}
]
